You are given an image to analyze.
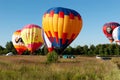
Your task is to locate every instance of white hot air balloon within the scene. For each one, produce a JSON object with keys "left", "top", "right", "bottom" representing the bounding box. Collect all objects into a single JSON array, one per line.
[{"left": 112, "top": 27, "right": 120, "bottom": 45}]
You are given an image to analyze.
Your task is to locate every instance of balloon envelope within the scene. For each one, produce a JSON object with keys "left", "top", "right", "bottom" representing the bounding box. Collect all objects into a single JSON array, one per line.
[
  {"left": 12, "top": 30, "right": 27, "bottom": 55},
  {"left": 42, "top": 7, "right": 83, "bottom": 52},
  {"left": 112, "top": 27, "right": 120, "bottom": 45},
  {"left": 102, "top": 22, "right": 120, "bottom": 43},
  {"left": 21, "top": 24, "right": 44, "bottom": 53}
]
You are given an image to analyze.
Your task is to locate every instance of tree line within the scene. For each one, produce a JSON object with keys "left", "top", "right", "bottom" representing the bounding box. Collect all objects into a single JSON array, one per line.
[{"left": 0, "top": 41, "right": 120, "bottom": 56}]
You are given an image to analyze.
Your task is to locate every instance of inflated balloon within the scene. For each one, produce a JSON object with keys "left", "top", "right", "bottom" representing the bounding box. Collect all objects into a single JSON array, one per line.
[
  {"left": 112, "top": 27, "right": 120, "bottom": 45},
  {"left": 102, "top": 22, "right": 120, "bottom": 43},
  {"left": 21, "top": 24, "right": 44, "bottom": 53},
  {"left": 42, "top": 7, "right": 82, "bottom": 52},
  {"left": 12, "top": 30, "right": 27, "bottom": 55}
]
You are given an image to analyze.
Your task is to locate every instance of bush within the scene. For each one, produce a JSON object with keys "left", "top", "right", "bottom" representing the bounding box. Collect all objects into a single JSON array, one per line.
[{"left": 47, "top": 51, "right": 58, "bottom": 63}]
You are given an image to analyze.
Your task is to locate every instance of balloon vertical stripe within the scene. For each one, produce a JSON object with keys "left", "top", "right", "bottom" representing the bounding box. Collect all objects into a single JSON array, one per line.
[{"left": 59, "top": 11, "right": 64, "bottom": 18}]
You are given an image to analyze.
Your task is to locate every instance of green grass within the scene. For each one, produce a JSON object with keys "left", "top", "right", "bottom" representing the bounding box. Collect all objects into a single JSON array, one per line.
[{"left": 0, "top": 56, "right": 119, "bottom": 80}]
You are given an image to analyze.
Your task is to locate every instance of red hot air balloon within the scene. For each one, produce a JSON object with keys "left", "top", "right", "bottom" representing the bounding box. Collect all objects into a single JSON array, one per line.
[
  {"left": 102, "top": 22, "right": 120, "bottom": 43},
  {"left": 12, "top": 30, "right": 27, "bottom": 55},
  {"left": 42, "top": 7, "right": 83, "bottom": 53}
]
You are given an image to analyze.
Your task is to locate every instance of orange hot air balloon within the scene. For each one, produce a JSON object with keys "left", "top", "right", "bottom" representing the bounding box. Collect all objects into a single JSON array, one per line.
[
  {"left": 103, "top": 22, "right": 120, "bottom": 43},
  {"left": 42, "top": 7, "right": 83, "bottom": 53},
  {"left": 21, "top": 24, "right": 44, "bottom": 53},
  {"left": 12, "top": 30, "right": 27, "bottom": 55}
]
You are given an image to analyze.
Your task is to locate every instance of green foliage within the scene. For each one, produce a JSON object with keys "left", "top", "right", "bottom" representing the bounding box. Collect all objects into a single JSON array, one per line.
[
  {"left": 0, "top": 46, "right": 5, "bottom": 51},
  {"left": 83, "top": 45, "right": 88, "bottom": 54},
  {"left": 22, "top": 50, "right": 30, "bottom": 55},
  {"left": 63, "top": 44, "right": 120, "bottom": 56},
  {"left": 0, "top": 50, "right": 7, "bottom": 55},
  {"left": 47, "top": 51, "right": 58, "bottom": 63},
  {"left": 5, "top": 41, "right": 14, "bottom": 52},
  {"left": 0, "top": 46, "right": 6, "bottom": 55},
  {"left": 70, "top": 45, "right": 83, "bottom": 55},
  {"left": 1, "top": 41, "right": 120, "bottom": 56},
  {"left": 63, "top": 46, "right": 74, "bottom": 55},
  {"left": 5, "top": 41, "right": 17, "bottom": 54}
]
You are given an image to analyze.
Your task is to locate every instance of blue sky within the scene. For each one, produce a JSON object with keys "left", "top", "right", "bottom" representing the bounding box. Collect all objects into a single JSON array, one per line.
[{"left": 0, "top": 0, "right": 120, "bottom": 47}]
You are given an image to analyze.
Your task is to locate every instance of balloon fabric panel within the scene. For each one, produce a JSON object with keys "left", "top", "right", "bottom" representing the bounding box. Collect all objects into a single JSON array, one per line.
[{"left": 43, "top": 31, "right": 54, "bottom": 52}]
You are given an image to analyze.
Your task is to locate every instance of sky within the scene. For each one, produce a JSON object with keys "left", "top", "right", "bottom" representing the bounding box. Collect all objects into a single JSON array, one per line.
[{"left": 0, "top": 0, "right": 120, "bottom": 48}]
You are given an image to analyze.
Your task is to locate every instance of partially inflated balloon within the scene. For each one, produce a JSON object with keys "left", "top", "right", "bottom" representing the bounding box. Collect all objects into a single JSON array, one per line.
[
  {"left": 12, "top": 30, "right": 27, "bottom": 55},
  {"left": 112, "top": 27, "right": 120, "bottom": 45},
  {"left": 103, "top": 22, "right": 120, "bottom": 43},
  {"left": 42, "top": 7, "right": 82, "bottom": 52},
  {"left": 21, "top": 24, "right": 43, "bottom": 53}
]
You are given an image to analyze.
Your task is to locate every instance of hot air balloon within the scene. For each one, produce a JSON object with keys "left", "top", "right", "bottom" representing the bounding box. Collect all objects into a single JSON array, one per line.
[
  {"left": 42, "top": 7, "right": 83, "bottom": 53},
  {"left": 112, "top": 27, "right": 120, "bottom": 45},
  {"left": 12, "top": 30, "right": 27, "bottom": 55},
  {"left": 102, "top": 22, "right": 120, "bottom": 43},
  {"left": 21, "top": 24, "right": 44, "bottom": 53}
]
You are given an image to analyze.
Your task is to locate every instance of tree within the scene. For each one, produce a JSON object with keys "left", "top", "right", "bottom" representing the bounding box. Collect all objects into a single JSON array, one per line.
[
  {"left": 83, "top": 45, "right": 88, "bottom": 55},
  {"left": 104, "top": 48, "right": 109, "bottom": 56},
  {"left": 113, "top": 44, "right": 120, "bottom": 55},
  {"left": 63, "top": 46, "right": 73, "bottom": 55},
  {"left": 93, "top": 45, "right": 99, "bottom": 55},
  {"left": 5, "top": 41, "right": 17, "bottom": 54},
  {"left": 98, "top": 44, "right": 104, "bottom": 56},
  {"left": 89, "top": 45, "right": 96, "bottom": 55},
  {"left": 108, "top": 44, "right": 114, "bottom": 55},
  {"left": 87, "top": 50, "right": 93, "bottom": 56},
  {"left": 75, "top": 45, "right": 84, "bottom": 55},
  {"left": 0, "top": 45, "right": 5, "bottom": 51}
]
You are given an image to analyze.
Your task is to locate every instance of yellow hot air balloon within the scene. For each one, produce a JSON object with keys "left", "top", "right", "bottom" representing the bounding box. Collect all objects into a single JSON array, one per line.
[
  {"left": 42, "top": 7, "right": 82, "bottom": 53},
  {"left": 21, "top": 24, "right": 44, "bottom": 53},
  {"left": 12, "top": 30, "right": 27, "bottom": 55}
]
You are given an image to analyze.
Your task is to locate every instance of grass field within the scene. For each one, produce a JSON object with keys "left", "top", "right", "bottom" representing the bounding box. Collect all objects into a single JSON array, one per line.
[{"left": 0, "top": 55, "right": 120, "bottom": 80}]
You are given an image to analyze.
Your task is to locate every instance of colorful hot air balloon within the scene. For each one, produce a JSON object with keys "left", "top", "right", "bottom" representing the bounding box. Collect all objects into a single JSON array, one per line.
[
  {"left": 112, "top": 27, "right": 120, "bottom": 45},
  {"left": 21, "top": 24, "right": 44, "bottom": 53},
  {"left": 102, "top": 22, "right": 120, "bottom": 43},
  {"left": 42, "top": 7, "right": 83, "bottom": 53},
  {"left": 12, "top": 30, "right": 27, "bottom": 55}
]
